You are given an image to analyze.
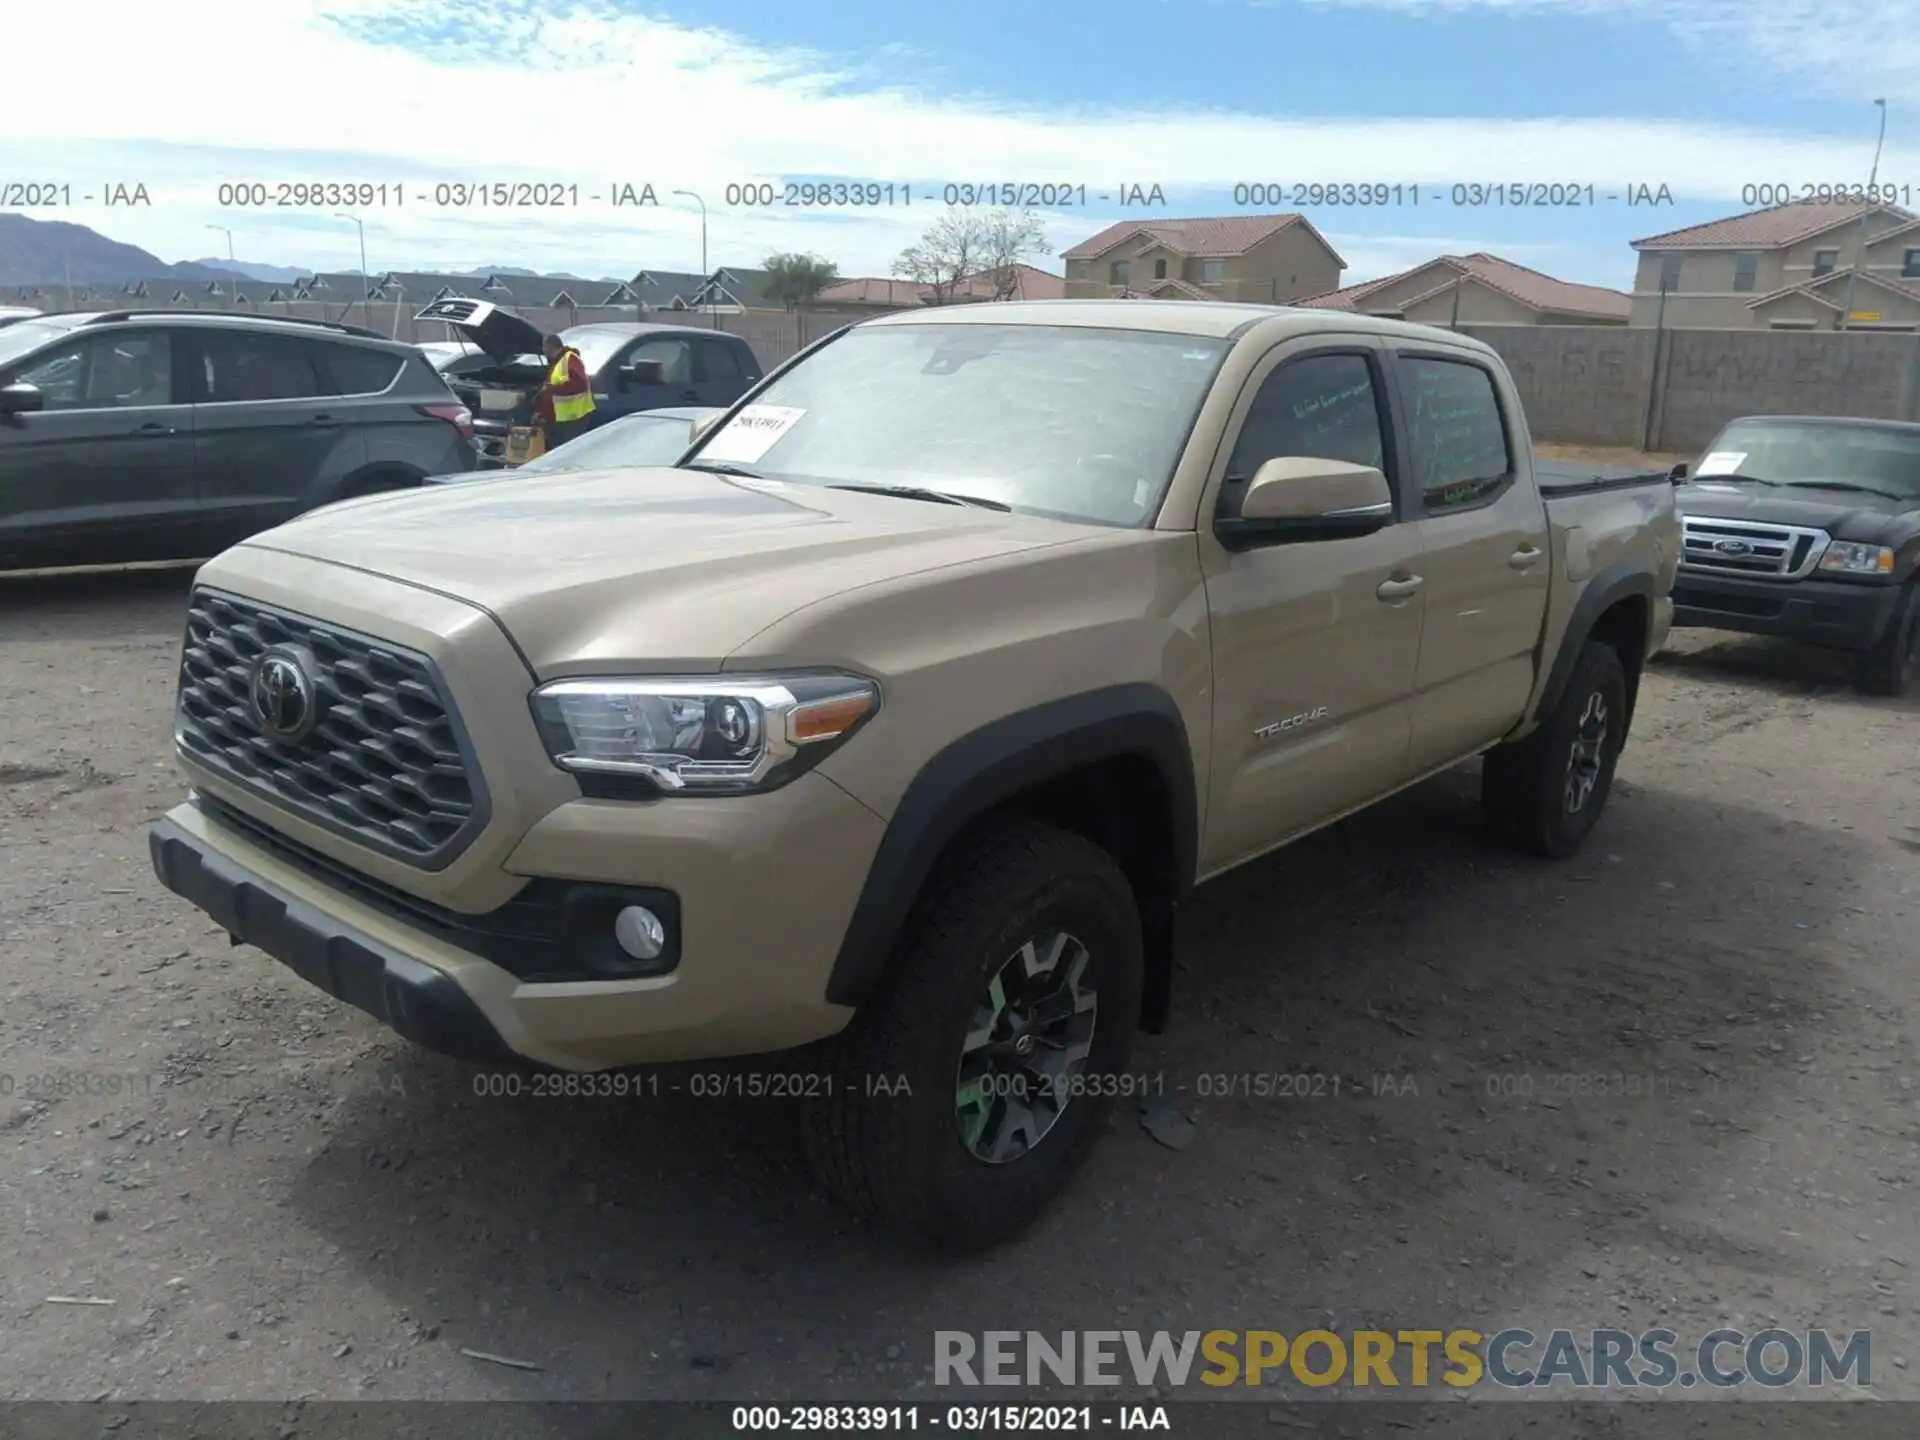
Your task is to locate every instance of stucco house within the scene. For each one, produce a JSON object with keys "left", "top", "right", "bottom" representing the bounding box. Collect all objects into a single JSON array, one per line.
[
  {"left": 1061, "top": 214, "right": 1344, "bottom": 304},
  {"left": 1297, "top": 252, "right": 1629, "bottom": 326}
]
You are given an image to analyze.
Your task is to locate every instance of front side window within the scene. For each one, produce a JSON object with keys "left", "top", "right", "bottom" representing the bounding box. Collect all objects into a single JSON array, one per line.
[
  {"left": 1223, "top": 354, "right": 1387, "bottom": 502},
  {"left": 685, "top": 322, "right": 1230, "bottom": 527},
  {"left": 624, "top": 337, "right": 694, "bottom": 384},
  {"left": 199, "top": 332, "right": 328, "bottom": 401},
  {"left": 7, "top": 331, "right": 174, "bottom": 409},
  {"left": 1398, "top": 356, "right": 1512, "bottom": 513}
]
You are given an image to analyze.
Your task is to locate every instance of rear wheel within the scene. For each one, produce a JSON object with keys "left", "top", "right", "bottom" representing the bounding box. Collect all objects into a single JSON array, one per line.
[
  {"left": 1855, "top": 583, "right": 1919, "bottom": 698},
  {"left": 1483, "top": 640, "right": 1628, "bottom": 859},
  {"left": 799, "top": 818, "right": 1142, "bottom": 1254}
]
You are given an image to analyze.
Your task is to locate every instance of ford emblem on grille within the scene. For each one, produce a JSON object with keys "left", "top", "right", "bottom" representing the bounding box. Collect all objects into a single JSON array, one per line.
[
  {"left": 1712, "top": 538, "right": 1754, "bottom": 556},
  {"left": 249, "top": 648, "right": 319, "bottom": 743}
]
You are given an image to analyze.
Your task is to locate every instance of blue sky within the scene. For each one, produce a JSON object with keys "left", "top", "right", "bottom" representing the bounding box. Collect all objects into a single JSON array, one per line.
[{"left": 3, "top": 0, "right": 1913, "bottom": 292}]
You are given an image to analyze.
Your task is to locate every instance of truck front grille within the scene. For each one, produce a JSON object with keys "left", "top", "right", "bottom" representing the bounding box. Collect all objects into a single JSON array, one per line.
[
  {"left": 174, "top": 589, "right": 486, "bottom": 869},
  {"left": 1680, "top": 516, "right": 1829, "bottom": 581}
]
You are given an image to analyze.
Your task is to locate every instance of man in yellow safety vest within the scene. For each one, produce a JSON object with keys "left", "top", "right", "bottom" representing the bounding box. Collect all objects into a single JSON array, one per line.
[{"left": 536, "top": 332, "right": 596, "bottom": 449}]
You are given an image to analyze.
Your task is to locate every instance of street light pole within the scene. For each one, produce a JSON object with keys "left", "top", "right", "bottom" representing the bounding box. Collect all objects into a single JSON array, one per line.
[
  {"left": 207, "top": 225, "right": 236, "bottom": 307},
  {"left": 673, "top": 189, "right": 710, "bottom": 327},
  {"left": 1838, "top": 98, "right": 1888, "bottom": 332},
  {"left": 335, "top": 213, "right": 369, "bottom": 326}
]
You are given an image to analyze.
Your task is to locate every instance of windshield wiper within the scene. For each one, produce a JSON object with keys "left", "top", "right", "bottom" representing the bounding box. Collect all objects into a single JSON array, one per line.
[
  {"left": 681, "top": 459, "right": 764, "bottom": 478},
  {"left": 1778, "top": 480, "right": 1909, "bottom": 502},
  {"left": 830, "top": 483, "right": 1012, "bottom": 511}
]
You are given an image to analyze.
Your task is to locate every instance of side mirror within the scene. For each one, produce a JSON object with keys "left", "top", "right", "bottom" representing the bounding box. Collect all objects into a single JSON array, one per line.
[
  {"left": 1216, "top": 456, "right": 1393, "bottom": 550},
  {"left": 1668, "top": 462, "right": 1688, "bottom": 483},
  {"left": 0, "top": 382, "right": 45, "bottom": 416},
  {"left": 621, "top": 359, "right": 665, "bottom": 387}
]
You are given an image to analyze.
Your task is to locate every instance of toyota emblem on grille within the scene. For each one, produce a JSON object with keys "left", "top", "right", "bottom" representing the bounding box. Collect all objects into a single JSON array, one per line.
[
  {"left": 1713, "top": 538, "right": 1754, "bottom": 556},
  {"left": 250, "top": 649, "right": 319, "bottom": 743}
]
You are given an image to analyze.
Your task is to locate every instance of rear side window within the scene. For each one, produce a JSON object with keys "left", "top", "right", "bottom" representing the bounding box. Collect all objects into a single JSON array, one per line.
[
  {"left": 697, "top": 339, "right": 745, "bottom": 384},
  {"left": 198, "top": 332, "right": 330, "bottom": 402},
  {"left": 321, "top": 343, "right": 403, "bottom": 395},
  {"left": 1223, "top": 352, "right": 1387, "bottom": 491},
  {"left": 1398, "top": 356, "right": 1512, "bottom": 514},
  {"left": 624, "top": 336, "right": 694, "bottom": 385}
]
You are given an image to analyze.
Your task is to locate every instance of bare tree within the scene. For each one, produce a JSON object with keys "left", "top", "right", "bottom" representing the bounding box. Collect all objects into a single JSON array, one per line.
[
  {"left": 891, "top": 206, "right": 1051, "bottom": 305},
  {"left": 978, "top": 208, "right": 1050, "bottom": 301}
]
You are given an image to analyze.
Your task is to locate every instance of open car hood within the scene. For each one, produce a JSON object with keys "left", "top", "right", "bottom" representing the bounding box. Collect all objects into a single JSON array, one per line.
[{"left": 412, "top": 297, "right": 546, "bottom": 363}]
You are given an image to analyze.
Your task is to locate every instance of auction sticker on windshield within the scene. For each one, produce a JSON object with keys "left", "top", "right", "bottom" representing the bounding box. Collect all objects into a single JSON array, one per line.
[
  {"left": 1696, "top": 451, "right": 1747, "bottom": 476},
  {"left": 700, "top": 405, "right": 806, "bottom": 463}
]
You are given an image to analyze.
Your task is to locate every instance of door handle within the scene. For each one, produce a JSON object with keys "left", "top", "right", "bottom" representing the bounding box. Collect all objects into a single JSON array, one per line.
[
  {"left": 309, "top": 414, "right": 340, "bottom": 427},
  {"left": 1376, "top": 575, "right": 1424, "bottom": 601},
  {"left": 131, "top": 422, "right": 176, "bottom": 437},
  {"left": 679, "top": 389, "right": 699, "bottom": 401},
  {"left": 1509, "top": 545, "right": 1544, "bottom": 570}
]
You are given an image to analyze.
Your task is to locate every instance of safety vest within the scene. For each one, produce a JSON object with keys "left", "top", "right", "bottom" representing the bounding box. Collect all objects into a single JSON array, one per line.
[{"left": 548, "top": 350, "right": 596, "bottom": 424}]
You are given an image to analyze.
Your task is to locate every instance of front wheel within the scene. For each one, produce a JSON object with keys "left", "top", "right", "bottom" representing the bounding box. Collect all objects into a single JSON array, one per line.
[
  {"left": 799, "top": 818, "right": 1143, "bottom": 1254},
  {"left": 1483, "top": 639, "right": 1629, "bottom": 859},
  {"left": 1855, "top": 583, "right": 1919, "bottom": 698}
]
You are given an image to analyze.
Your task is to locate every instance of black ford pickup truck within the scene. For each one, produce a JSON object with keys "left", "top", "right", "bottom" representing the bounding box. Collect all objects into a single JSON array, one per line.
[{"left": 1669, "top": 415, "right": 1920, "bottom": 696}]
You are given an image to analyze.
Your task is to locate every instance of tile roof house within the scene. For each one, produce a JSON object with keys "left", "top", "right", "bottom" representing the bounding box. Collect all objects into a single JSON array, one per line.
[
  {"left": 812, "top": 264, "right": 1067, "bottom": 313},
  {"left": 1061, "top": 214, "right": 1344, "bottom": 304},
  {"left": 1298, "top": 252, "right": 1630, "bottom": 326},
  {"left": 1629, "top": 201, "right": 1920, "bottom": 329}
]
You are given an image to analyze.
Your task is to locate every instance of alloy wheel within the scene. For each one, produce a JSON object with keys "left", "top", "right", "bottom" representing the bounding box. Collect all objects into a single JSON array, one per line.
[
  {"left": 953, "top": 931, "right": 1099, "bottom": 1164},
  {"left": 1564, "top": 690, "right": 1610, "bottom": 814}
]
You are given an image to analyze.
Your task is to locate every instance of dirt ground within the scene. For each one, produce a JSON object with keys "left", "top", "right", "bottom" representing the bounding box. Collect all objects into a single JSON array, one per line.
[
  {"left": 2, "top": 567, "right": 1917, "bottom": 1412},
  {"left": 1533, "top": 441, "right": 1691, "bottom": 471}
]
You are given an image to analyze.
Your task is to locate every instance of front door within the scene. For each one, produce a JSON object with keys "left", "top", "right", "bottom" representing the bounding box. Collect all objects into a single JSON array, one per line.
[
  {"left": 0, "top": 327, "right": 200, "bottom": 570},
  {"left": 1389, "top": 348, "right": 1553, "bottom": 774},
  {"left": 1198, "top": 342, "right": 1427, "bottom": 876},
  {"left": 187, "top": 328, "right": 369, "bottom": 551}
]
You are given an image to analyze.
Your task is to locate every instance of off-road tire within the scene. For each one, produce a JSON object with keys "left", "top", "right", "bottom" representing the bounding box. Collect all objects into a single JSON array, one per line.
[
  {"left": 1482, "top": 639, "right": 1628, "bottom": 859},
  {"left": 799, "top": 818, "right": 1143, "bottom": 1254},
  {"left": 1855, "top": 583, "right": 1919, "bottom": 698}
]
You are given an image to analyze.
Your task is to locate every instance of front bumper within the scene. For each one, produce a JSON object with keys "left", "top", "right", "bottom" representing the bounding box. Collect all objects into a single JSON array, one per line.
[
  {"left": 148, "top": 776, "right": 885, "bottom": 1070},
  {"left": 1671, "top": 570, "right": 1902, "bottom": 651}
]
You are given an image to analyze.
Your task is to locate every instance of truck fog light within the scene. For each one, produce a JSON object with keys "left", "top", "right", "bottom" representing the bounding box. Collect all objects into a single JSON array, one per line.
[{"left": 614, "top": 905, "right": 666, "bottom": 961}]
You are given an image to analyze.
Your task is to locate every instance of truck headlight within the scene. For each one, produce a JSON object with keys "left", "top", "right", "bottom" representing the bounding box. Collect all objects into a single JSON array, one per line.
[
  {"left": 1819, "top": 541, "right": 1896, "bottom": 576},
  {"left": 530, "top": 673, "right": 879, "bottom": 795}
]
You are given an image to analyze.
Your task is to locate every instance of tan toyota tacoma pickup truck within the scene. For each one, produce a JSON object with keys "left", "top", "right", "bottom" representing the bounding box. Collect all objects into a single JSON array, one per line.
[{"left": 149, "top": 302, "right": 1679, "bottom": 1252}]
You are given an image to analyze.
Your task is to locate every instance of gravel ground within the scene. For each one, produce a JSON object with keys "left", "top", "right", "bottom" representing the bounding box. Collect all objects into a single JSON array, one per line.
[{"left": 2, "top": 567, "right": 1917, "bottom": 1412}]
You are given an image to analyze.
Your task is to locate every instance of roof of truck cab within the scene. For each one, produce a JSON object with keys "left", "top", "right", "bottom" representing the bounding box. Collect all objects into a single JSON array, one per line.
[
  {"left": 852, "top": 299, "right": 1500, "bottom": 351},
  {"left": 561, "top": 321, "right": 737, "bottom": 342}
]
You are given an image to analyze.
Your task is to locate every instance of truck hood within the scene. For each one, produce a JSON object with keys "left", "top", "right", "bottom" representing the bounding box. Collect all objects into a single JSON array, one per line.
[
  {"left": 1677, "top": 479, "right": 1920, "bottom": 545},
  {"left": 238, "top": 467, "right": 1089, "bottom": 674},
  {"left": 412, "top": 297, "right": 546, "bottom": 362}
]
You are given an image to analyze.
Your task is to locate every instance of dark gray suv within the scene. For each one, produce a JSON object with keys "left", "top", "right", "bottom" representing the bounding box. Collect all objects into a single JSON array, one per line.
[{"left": 0, "top": 310, "right": 476, "bottom": 573}]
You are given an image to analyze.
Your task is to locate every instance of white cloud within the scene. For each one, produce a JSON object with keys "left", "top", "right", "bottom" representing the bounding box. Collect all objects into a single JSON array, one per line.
[
  {"left": 1294, "top": 0, "right": 1920, "bottom": 107},
  {"left": 0, "top": 0, "right": 1910, "bottom": 279}
]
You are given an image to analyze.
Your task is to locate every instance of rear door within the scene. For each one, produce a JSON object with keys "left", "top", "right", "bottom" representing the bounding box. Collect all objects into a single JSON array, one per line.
[
  {"left": 598, "top": 333, "right": 697, "bottom": 421},
  {"left": 187, "top": 329, "right": 370, "bottom": 550},
  {"left": 1387, "top": 346, "right": 1553, "bottom": 774},
  {"left": 692, "top": 336, "right": 757, "bottom": 406},
  {"left": 0, "top": 326, "right": 200, "bottom": 570}
]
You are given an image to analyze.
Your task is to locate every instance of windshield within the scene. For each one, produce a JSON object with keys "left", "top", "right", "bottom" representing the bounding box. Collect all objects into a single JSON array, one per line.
[
  {"left": 1697, "top": 421, "right": 1920, "bottom": 500},
  {"left": 520, "top": 413, "right": 696, "bottom": 472},
  {"left": 684, "top": 322, "right": 1231, "bottom": 526},
  {"left": 0, "top": 319, "right": 74, "bottom": 370}
]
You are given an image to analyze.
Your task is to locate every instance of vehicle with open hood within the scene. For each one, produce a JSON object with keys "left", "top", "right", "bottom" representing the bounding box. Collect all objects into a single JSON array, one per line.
[
  {"left": 411, "top": 298, "right": 761, "bottom": 462},
  {"left": 150, "top": 301, "right": 1677, "bottom": 1253}
]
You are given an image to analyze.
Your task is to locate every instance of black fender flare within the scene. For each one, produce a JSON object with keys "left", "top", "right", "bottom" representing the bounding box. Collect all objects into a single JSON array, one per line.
[
  {"left": 824, "top": 683, "right": 1198, "bottom": 1009},
  {"left": 1532, "top": 560, "right": 1656, "bottom": 728}
]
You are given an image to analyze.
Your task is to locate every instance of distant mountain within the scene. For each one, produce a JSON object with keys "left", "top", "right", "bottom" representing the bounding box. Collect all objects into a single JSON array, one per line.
[
  {"left": 464, "top": 266, "right": 544, "bottom": 277},
  {"left": 0, "top": 214, "right": 226, "bottom": 288},
  {"left": 190, "top": 257, "right": 311, "bottom": 283}
]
